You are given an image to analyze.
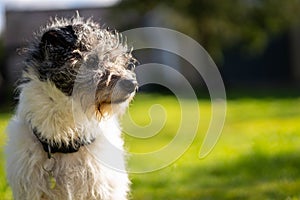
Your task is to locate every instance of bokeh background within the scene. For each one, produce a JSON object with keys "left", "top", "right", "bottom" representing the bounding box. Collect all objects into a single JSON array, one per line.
[{"left": 1, "top": 0, "right": 300, "bottom": 199}]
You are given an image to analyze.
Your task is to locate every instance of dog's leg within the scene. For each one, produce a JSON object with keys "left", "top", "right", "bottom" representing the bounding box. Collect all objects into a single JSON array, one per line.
[{"left": 6, "top": 119, "right": 47, "bottom": 200}]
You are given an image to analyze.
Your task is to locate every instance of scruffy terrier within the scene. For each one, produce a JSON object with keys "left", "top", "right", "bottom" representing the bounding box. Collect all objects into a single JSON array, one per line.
[{"left": 5, "top": 14, "right": 138, "bottom": 200}]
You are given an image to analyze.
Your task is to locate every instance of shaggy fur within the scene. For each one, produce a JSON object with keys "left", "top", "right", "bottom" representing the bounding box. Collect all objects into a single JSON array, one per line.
[{"left": 5, "top": 14, "right": 137, "bottom": 200}]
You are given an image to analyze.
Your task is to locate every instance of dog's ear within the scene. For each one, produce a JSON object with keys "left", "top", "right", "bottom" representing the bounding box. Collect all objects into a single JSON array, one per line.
[{"left": 40, "top": 25, "right": 77, "bottom": 55}]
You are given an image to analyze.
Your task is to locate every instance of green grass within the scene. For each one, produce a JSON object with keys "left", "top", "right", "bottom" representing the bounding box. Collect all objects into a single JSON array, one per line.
[
  {"left": 0, "top": 112, "right": 12, "bottom": 199},
  {"left": 1, "top": 93, "right": 300, "bottom": 199}
]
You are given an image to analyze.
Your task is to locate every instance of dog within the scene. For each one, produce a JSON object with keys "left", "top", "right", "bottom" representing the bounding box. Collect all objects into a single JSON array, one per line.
[{"left": 5, "top": 14, "right": 138, "bottom": 200}]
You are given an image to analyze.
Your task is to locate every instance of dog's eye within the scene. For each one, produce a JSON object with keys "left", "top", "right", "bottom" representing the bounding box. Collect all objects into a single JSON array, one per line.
[
  {"left": 127, "top": 58, "right": 139, "bottom": 71},
  {"left": 127, "top": 63, "right": 135, "bottom": 71}
]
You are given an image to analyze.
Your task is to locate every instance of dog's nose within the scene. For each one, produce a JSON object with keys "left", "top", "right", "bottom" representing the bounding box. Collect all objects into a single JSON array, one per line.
[{"left": 118, "top": 79, "right": 138, "bottom": 93}]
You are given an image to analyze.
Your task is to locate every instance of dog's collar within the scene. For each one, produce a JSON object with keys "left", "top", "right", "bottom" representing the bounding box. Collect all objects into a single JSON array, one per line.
[{"left": 32, "top": 127, "right": 95, "bottom": 159}]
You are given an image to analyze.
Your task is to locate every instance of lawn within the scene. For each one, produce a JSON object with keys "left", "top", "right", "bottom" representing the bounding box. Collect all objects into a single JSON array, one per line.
[
  {"left": 0, "top": 112, "right": 12, "bottom": 199},
  {"left": 1, "top": 93, "right": 300, "bottom": 199}
]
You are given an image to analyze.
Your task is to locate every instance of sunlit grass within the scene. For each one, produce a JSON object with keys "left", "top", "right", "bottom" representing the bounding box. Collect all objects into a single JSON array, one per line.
[
  {"left": 125, "top": 95, "right": 300, "bottom": 200},
  {"left": 1, "top": 94, "right": 300, "bottom": 199},
  {"left": 0, "top": 113, "right": 12, "bottom": 200}
]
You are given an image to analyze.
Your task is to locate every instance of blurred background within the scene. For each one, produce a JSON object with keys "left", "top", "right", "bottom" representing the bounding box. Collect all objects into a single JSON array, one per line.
[
  {"left": 1, "top": 0, "right": 300, "bottom": 199},
  {"left": 1, "top": 0, "right": 300, "bottom": 102}
]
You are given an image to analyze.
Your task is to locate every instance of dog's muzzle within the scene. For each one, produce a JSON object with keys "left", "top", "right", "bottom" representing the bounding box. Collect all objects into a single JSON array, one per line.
[
  {"left": 111, "top": 78, "right": 138, "bottom": 103},
  {"left": 118, "top": 79, "right": 138, "bottom": 93}
]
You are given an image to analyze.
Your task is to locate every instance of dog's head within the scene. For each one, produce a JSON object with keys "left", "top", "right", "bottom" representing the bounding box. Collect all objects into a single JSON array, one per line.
[{"left": 22, "top": 16, "right": 138, "bottom": 117}]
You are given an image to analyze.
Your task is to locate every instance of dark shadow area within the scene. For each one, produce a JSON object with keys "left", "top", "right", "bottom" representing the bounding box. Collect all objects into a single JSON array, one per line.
[
  {"left": 180, "top": 152, "right": 300, "bottom": 199},
  {"left": 225, "top": 87, "right": 300, "bottom": 100},
  {"left": 138, "top": 86, "right": 300, "bottom": 101},
  {"left": 131, "top": 151, "right": 300, "bottom": 199}
]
